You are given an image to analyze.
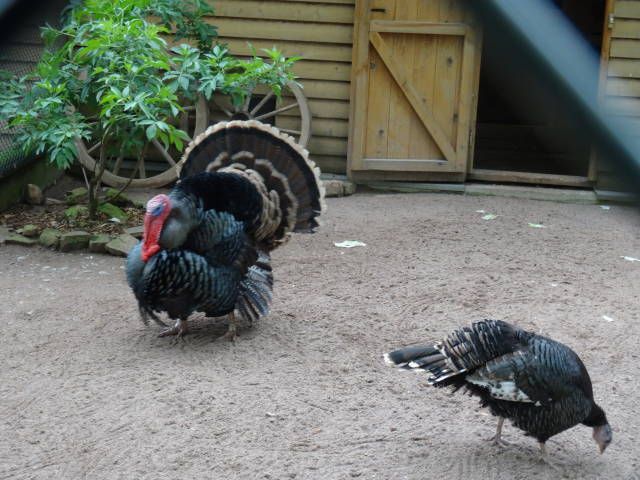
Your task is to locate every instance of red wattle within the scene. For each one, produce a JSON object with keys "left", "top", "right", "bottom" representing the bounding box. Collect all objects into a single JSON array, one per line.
[{"left": 141, "top": 213, "right": 163, "bottom": 262}]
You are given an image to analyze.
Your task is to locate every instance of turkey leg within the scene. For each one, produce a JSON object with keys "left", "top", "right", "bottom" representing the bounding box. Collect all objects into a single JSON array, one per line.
[
  {"left": 224, "top": 312, "right": 238, "bottom": 341},
  {"left": 158, "top": 317, "right": 189, "bottom": 337},
  {"left": 487, "top": 417, "right": 510, "bottom": 447},
  {"left": 538, "top": 442, "right": 562, "bottom": 471}
]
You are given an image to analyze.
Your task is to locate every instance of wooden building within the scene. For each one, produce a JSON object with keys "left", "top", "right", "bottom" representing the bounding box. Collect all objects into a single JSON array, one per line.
[{"left": 213, "top": 0, "right": 640, "bottom": 190}]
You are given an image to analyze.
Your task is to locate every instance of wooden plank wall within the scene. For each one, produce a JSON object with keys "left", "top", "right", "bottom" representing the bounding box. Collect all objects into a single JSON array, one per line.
[
  {"left": 206, "top": 0, "right": 356, "bottom": 174},
  {"left": 599, "top": 0, "right": 640, "bottom": 188},
  {"left": 605, "top": 1, "right": 640, "bottom": 115}
]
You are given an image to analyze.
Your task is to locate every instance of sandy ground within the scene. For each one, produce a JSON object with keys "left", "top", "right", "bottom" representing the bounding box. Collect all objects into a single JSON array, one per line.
[{"left": 1, "top": 191, "right": 639, "bottom": 480}]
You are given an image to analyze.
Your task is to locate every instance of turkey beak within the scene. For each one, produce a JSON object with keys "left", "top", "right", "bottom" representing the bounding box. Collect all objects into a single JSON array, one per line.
[{"left": 593, "top": 424, "right": 612, "bottom": 455}]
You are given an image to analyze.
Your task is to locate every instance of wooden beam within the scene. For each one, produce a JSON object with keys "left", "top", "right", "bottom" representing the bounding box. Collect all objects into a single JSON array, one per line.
[
  {"left": 212, "top": 0, "right": 355, "bottom": 24},
  {"left": 313, "top": 155, "right": 347, "bottom": 174},
  {"left": 614, "top": 1, "right": 640, "bottom": 20},
  {"left": 351, "top": 170, "right": 465, "bottom": 183},
  {"left": 308, "top": 136, "right": 349, "bottom": 156},
  {"left": 370, "top": 20, "right": 468, "bottom": 36},
  {"left": 275, "top": 0, "right": 354, "bottom": 4},
  {"left": 281, "top": 80, "right": 351, "bottom": 100},
  {"left": 468, "top": 169, "right": 592, "bottom": 187},
  {"left": 278, "top": 116, "right": 349, "bottom": 138},
  {"left": 218, "top": 37, "right": 353, "bottom": 62},
  {"left": 605, "top": 77, "right": 640, "bottom": 96},
  {"left": 610, "top": 38, "right": 640, "bottom": 59},
  {"left": 593, "top": 0, "right": 616, "bottom": 184},
  {"left": 369, "top": 31, "right": 457, "bottom": 164},
  {"left": 210, "top": 17, "right": 353, "bottom": 44},
  {"left": 362, "top": 158, "right": 459, "bottom": 172},
  {"left": 456, "top": 27, "right": 480, "bottom": 178},
  {"left": 604, "top": 95, "right": 640, "bottom": 114},
  {"left": 612, "top": 18, "right": 640, "bottom": 39},
  {"left": 289, "top": 98, "right": 350, "bottom": 119},
  {"left": 608, "top": 58, "right": 640, "bottom": 78},
  {"left": 293, "top": 60, "right": 352, "bottom": 82},
  {"left": 467, "top": 27, "right": 484, "bottom": 174},
  {"left": 347, "top": 0, "right": 371, "bottom": 173}
]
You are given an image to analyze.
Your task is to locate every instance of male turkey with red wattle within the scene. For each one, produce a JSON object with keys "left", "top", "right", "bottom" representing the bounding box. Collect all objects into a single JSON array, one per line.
[{"left": 126, "top": 120, "right": 325, "bottom": 339}]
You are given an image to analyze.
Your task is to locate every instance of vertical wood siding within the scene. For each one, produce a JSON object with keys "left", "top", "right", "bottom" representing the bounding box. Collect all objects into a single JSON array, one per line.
[
  {"left": 605, "top": 2, "right": 640, "bottom": 112},
  {"left": 598, "top": 0, "right": 640, "bottom": 188}
]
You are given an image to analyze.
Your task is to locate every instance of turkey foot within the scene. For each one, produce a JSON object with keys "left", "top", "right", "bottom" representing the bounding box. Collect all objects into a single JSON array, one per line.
[
  {"left": 158, "top": 318, "right": 188, "bottom": 338},
  {"left": 486, "top": 418, "right": 511, "bottom": 447},
  {"left": 538, "top": 443, "right": 563, "bottom": 472},
  {"left": 224, "top": 312, "right": 238, "bottom": 341}
]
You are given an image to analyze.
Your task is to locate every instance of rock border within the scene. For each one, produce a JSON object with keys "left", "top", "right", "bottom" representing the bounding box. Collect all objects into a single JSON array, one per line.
[{"left": 0, "top": 224, "right": 141, "bottom": 258}]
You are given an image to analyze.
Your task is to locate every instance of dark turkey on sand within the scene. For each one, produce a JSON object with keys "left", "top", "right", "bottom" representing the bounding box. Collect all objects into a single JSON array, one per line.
[
  {"left": 126, "top": 120, "right": 325, "bottom": 339},
  {"left": 384, "top": 319, "right": 611, "bottom": 460}
]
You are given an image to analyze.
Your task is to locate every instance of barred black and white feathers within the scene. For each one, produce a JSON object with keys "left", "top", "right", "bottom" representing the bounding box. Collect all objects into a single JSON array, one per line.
[
  {"left": 385, "top": 320, "right": 526, "bottom": 387},
  {"left": 236, "top": 251, "right": 273, "bottom": 325},
  {"left": 127, "top": 243, "right": 241, "bottom": 322},
  {"left": 384, "top": 320, "right": 612, "bottom": 450}
]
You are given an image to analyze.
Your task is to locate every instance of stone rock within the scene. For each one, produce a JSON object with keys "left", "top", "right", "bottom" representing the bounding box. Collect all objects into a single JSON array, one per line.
[
  {"left": 59, "top": 231, "right": 91, "bottom": 252},
  {"left": 105, "top": 234, "right": 139, "bottom": 257},
  {"left": 89, "top": 234, "right": 112, "bottom": 253},
  {"left": 5, "top": 233, "right": 37, "bottom": 246},
  {"left": 64, "top": 205, "right": 89, "bottom": 219},
  {"left": 343, "top": 180, "right": 357, "bottom": 196},
  {"left": 39, "top": 228, "right": 61, "bottom": 248},
  {"left": 25, "top": 184, "right": 44, "bottom": 205},
  {"left": 0, "top": 226, "right": 9, "bottom": 244},
  {"left": 119, "top": 189, "right": 152, "bottom": 208},
  {"left": 321, "top": 176, "right": 356, "bottom": 198},
  {"left": 65, "top": 187, "right": 88, "bottom": 205},
  {"left": 323, "top": 179, "right": 344, "bottom": 198},
  {"left": 98, "top": 202, "right": 128, "bottom": 222},
  {"left": 124, "top": 225, "right": 144, "bottom": 239},
  {"left": 104, "top": 188, "right": 138, "bottom": 207},
  {"left": 17, "top": 224, "right": 39, "bottom": 237}
]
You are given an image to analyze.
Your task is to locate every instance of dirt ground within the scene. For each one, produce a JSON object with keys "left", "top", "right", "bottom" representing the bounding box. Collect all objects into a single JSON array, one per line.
[{"left": 1, "top": 191, "right": 639, "bottom": 480}]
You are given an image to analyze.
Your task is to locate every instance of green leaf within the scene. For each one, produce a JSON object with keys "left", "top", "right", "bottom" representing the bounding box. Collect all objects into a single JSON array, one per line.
[{"left": 146, "top": 124, "right": 157, "bottom": 140}]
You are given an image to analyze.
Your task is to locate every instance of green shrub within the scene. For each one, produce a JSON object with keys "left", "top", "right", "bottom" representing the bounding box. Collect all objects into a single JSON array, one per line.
[{"left": 0, "top": 0, "right": 298, "bottom": 217}]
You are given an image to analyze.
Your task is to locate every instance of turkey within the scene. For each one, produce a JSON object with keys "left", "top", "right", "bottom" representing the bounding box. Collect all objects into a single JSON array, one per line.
[
  {"left": 126, "top": 120, "right": 325, "bottom": 339},
  {"left": 384, "top": 319, "right": 612, "bottom": 459}
]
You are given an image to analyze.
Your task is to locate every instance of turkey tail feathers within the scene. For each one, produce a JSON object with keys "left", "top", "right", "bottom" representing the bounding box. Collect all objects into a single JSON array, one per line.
[
  {"left": 384, "top": 343, "right": 460, "bottom": 386},
  {"left": 384, "top": 320, "right": 522, "bottom": 387},
  {"left": 235, "top": 251, "right": 273, "bottom": 325},
  {"left": 178, "top": 120, "right": 326, "bottom": 249},
  {"left": 384, "top": 344, "right": 440, "bottom": 368}
]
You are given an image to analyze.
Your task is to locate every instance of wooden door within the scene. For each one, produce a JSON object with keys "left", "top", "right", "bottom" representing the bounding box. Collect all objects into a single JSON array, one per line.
[{"left": 348, "top": 0, "right": 481, "bottom": 181}]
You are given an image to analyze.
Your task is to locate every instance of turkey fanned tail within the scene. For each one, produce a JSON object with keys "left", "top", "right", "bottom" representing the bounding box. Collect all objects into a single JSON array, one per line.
[{"left": 177, "top": 120, "right": 326, "bottom": 250}]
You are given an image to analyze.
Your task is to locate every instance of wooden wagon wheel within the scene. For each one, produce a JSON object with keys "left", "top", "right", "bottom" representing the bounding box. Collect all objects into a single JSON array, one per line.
[
  {"left": 75, "top": 94, "right": 209, "bottom": 188},
  {"left": 209, "top": 81, "right": 311, "bottom": 148}
]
